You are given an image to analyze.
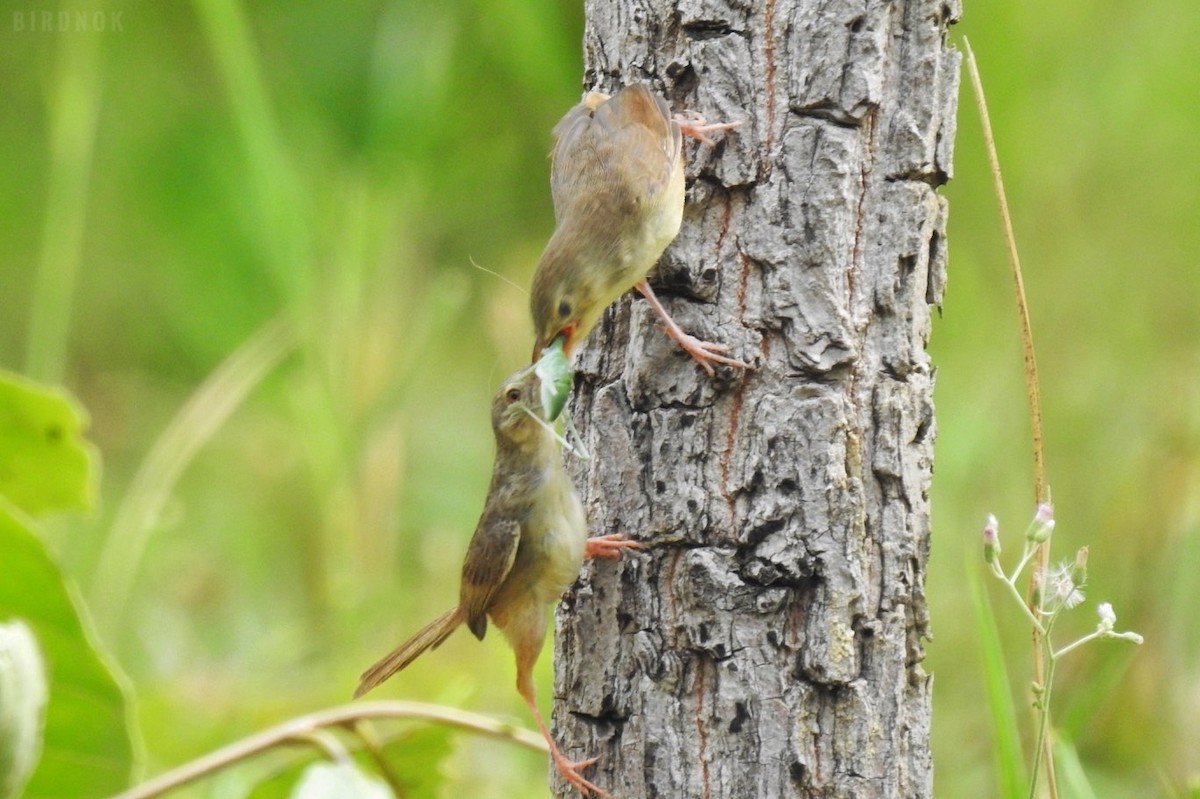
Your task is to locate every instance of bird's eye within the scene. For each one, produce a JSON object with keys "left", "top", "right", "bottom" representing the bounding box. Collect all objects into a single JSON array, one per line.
[
  {"left": 505, "top": 387, "right": 522, "bottom": 403},
  {"left": 557, "top": 300, "right": 572, "bottom": 319}
]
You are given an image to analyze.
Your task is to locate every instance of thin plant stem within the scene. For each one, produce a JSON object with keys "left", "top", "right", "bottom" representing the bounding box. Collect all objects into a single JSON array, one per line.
[
  {"left": 964, "top": 38, "right": 1057, "bottom": 799},
  {"left": 1054, "top": 633, "right": 1101, "bottom": 660},
  {"left": 25, "top": 15, "right": 101, "bottom": 383},
  {"left": 1008, "top": 543, "right": 1040, "bottom": 585},
  {"left": 1028, "top": 639, "right": 1057, "bottom": 799},
  {"left": 962, "top": 40, "right": 1047, "bottom": 506},
  {"left": 997, "top": 575, "right": 1046, "bottom": 634},
  {"left": 110, "top": 700, "right": 549, "bottom": 799}
]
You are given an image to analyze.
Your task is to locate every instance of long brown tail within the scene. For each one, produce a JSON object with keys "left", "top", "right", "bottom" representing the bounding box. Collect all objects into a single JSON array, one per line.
[{"left": 354, "top": 606, "right": 464, "bottom": 698}]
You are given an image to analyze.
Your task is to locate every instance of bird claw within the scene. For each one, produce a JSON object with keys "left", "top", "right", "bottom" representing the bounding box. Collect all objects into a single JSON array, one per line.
[
  {"left": 634, "top": 280, "right": 752, "bottom": 377},
  {"left": 554, "top": 752, "right": 610, "bottom": 797},
  {"left": 670, "top": 330, "right": 754, "bottom": 377},
  {"left": 585, "top": 533, "right": 642, "bottom": 559},
  {"left": 674, "top": 111, "right": 743, "bottom": 146}
]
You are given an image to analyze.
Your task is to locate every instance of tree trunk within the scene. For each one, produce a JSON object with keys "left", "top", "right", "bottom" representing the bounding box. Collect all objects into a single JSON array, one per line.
[{"left": 554, "top": 1, "right": 959, "bottom": 797}]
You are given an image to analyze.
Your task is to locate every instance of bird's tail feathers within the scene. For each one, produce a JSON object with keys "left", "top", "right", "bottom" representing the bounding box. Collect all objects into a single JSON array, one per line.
[{"left": 354, "top": 606, "right": 464, "bottom": 698}]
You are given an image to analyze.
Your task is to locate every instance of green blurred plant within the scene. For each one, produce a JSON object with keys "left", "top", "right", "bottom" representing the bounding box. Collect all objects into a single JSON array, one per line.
[
  {"left": 91, "top": 316, "right": 296, "bottom": 627},
  {"left": 4, "top": 0, "right": 575, "bottom": 795},
  {"left": 964, "top": 40, "right": 1146, "bottom": 799},
  {"left": 24, "top": 2, "right": 101, "bottom": 386},
  {"left": 980, "top": 506, "right": 1143, "bottom": 799},
  {"left": 0, "top": 370, "right": 134, "bottom": 798}
]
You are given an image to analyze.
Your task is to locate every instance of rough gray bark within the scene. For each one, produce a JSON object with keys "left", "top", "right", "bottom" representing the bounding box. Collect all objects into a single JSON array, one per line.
[{"left": 553, "top": 1, "right": 959, "bottom": 797}]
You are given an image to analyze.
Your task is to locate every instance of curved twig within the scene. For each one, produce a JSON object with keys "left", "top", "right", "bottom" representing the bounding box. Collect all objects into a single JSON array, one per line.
[{"left": 110, "top": 700, "right": 549, "bottom": 799}]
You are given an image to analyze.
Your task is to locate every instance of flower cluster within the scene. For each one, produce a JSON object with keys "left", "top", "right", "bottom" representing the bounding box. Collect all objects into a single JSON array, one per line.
[{"left": 982, "top": 503, "right": 1143, "bottom": 656}]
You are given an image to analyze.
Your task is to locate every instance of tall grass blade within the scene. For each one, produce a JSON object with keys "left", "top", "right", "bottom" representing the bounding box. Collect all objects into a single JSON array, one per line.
[
  {"left": 968, "top": 555, "right": 1027, "bottom": 799},
  {"left": 25, "top": 18, "right": 101, "bottom": 383},
  {"left": 91, "top": 317, "right": 295, "bottom": 625}
]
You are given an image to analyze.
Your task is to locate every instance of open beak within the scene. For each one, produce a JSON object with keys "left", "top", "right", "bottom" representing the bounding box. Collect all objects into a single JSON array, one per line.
[{"left": 532, "top": 324, "right": 576, "bottom": 362}]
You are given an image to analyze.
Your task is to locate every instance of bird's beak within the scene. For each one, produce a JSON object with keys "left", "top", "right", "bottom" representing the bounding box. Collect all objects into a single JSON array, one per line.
[
  {"left": 557, "top": 324, "right": 577, "bottom": 356},
  {"left": 531, "top": 324, "right": 576, "bottom": 362}
]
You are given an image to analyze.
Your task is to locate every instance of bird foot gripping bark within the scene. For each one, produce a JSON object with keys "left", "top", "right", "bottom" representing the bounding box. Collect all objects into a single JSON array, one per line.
[
  {"left": 634, "top": 279, "right": 753, "bottom": 376},
  {"left": 585, "top": 533, "right": 642, "bottom": 559},
  {"left": 663, "top": 328, "right": 753, "bottom": 377},
  {"left": 674, "top": 111, "right": 743, "bottom": 146},
  {"left": 522, "top": 685, "right": 613, "bottom": 797},
  {"left": 552, "top": 751, "right": 610, "bottom": 798}
]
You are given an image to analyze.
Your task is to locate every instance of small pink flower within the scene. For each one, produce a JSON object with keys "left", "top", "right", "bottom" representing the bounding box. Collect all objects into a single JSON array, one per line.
[
  {"left": 1028, "top": 503, "right": 1055, "bottom": 543},
  {"left": 983, "top": 514, "right": 1001, "bottom": 563}
]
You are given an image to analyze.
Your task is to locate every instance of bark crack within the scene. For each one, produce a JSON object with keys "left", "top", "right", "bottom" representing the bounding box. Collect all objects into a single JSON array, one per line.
[
  {"left": 695, "top": 656, "right": 712, "bottom": 799},
  {"left": 849, "top": 108, "right": 877, "bottom": 321},
  {"left": 758, "top": 0, "right": 778, "bottom": 180},
  {"left": 845, "top": 107, "right": 879, "bottom": 486},
  {"left": 717, "top": 240, "right": 754, "bottom": 537},
  {"left": 664, "top": 546, "right": 685, "bottom": 647},
  {"left": 718, "top": 383, "right": 745, "bottom": 536}
]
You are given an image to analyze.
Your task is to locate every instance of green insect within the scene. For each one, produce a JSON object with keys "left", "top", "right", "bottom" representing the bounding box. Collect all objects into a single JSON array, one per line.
[{"left": 532, "top": 333, "right": 573, "bottom": 422}]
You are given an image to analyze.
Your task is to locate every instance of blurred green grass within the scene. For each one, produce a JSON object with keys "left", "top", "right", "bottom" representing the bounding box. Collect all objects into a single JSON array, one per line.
[{"left": 1, "top": 1, "right": 1196, "bottom": 796}]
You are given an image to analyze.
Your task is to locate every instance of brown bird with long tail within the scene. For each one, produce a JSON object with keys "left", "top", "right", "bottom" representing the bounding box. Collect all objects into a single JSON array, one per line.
[{"left": 355, "top": 367, "right": 636, "bottom": 796}]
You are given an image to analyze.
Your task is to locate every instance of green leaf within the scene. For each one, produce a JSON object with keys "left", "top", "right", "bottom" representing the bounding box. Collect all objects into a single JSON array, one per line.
[
  {"left": 243, "top": 751, "right": 321, "bottom": 799},
  {"left": 967, "top": 556, "right": 1027, "bottom": 799},
  {"left": 377, "top": 726, "right": 453, "bottom": 799},
  {"left": 0, "top": 370, "right": 97, "bottom": 515},
  {"left": 0, "top": 620, "right": 48, "bottom": 799},
  {"left": 0, "top": 503, "right": 133, "bottom": 798},
  {"left": 290, "top": 761, "right": 393, "bottom": 799}
]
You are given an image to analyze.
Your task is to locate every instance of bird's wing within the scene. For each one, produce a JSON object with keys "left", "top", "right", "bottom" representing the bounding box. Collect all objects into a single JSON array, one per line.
[
  {"left": 550, "top": 85, "right": 681, "bottom": 227},
  {"left": 596, "top": 85, "right": 681, "bottom": 212},
  {"left": 549, "top": 93, "right": 605, "bottom": 222},
  {"left": 459, "top": 515, "right": 521, "bottom": 640},
  {"left": 600, "top": 84, "right": 680, "bottom": 178}
]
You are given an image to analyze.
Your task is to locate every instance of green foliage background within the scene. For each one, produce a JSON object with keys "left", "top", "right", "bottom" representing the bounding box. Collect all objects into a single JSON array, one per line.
[{"left": 1, "top": 1, "right": 1196, "bottom": 796}]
